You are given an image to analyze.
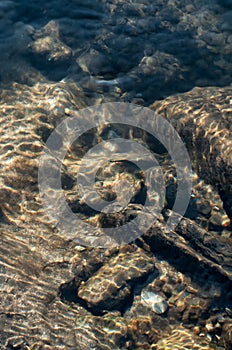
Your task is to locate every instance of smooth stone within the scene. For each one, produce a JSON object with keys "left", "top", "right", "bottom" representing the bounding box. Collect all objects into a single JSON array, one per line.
[{"left": 141, "top": 290, "right": 168, "bottom": 314}]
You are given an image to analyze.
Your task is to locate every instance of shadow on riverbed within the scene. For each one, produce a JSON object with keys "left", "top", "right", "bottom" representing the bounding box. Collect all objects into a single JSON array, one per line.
[{"left": 0, "top": 0, "right": 232, "bottom": 104}]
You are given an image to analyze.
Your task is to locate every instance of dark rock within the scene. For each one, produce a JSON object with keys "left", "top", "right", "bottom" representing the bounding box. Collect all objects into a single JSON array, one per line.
[{"left": 144, "top": 210, "right": 232, "bottom": 281}]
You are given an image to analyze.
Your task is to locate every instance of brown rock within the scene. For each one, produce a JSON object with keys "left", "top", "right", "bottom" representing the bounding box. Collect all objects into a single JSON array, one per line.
[
  {"left": 222, "top": 322, "right": 232, "bottom": 350},
  {"left": 77, "top": 247, "right": 156, "bottom": 312},
  {"left": 150, "top": 86, "right": 232, "bottom": 220}
]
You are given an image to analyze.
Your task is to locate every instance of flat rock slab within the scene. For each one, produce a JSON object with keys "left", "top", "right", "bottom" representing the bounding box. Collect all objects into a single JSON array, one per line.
[{"left": 77, "top": 247, "right": 156, "bottom": 312}]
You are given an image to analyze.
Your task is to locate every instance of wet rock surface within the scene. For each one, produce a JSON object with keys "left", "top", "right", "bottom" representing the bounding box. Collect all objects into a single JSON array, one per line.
[{"left": 0, "top": 0, "right": 232, "bottom": 349}]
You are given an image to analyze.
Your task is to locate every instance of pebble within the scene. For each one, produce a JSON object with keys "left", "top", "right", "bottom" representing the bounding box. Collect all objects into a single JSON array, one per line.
[{"left": 141, "top": 290, "right": 168, "bottom": 314}]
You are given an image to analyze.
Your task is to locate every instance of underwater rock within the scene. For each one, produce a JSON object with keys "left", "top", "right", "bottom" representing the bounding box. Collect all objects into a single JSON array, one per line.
[
  {"left": 151, "top": 86, "right": 232, "bottom": 221},
  {"left": 222, "top": 321, "right": 232, "bottom": 350},
  {"left": 31, "top": 21, "right": 72, "bottom": 62},
  {"left": 77, "top": 246, "right": 156, "bottom": 312},
  {"left": 155, "top": 326, "right": 215, "bottom": 349},
  {"left": 75, "top": 311, "right": 130, "bottom": 350}
]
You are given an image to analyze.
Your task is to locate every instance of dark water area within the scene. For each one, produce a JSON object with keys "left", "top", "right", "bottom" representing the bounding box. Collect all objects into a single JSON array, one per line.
[{"left": 0, "top": 0, "right": 232, "bottom": 104}]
